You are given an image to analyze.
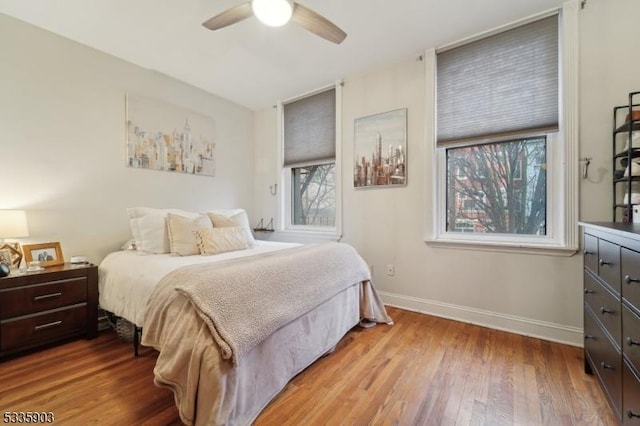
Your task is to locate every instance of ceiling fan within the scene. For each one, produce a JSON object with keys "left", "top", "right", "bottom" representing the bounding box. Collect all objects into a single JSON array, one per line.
[{"left": 202, "top": 0, "right": 347, "bottom": 44}]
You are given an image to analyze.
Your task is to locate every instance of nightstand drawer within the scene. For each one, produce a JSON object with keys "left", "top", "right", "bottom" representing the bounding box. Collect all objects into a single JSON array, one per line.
[
  {"left": 0, "top": 304, "right": 87, "bottom": 354},
  {"left": 0, "top": 277, "right": 87, "bottom": 319},
  {"left": 585, "top": 270, "right": 622, "bottom": 345}
]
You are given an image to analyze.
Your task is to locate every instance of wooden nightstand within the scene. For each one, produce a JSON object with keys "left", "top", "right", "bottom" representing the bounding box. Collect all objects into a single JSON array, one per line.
[{"left": 0, "top": 263, "right": 98, "bottom": 359}]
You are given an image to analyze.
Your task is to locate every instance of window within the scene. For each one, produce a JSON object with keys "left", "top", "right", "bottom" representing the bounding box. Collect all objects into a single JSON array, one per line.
[
  {"left": 291, "top": 163, "right": 336, "bottom": 226},
  {"left": 447, "top": 137, "right": 546, "bottom": 235},
  {"left": 281, "top": 86, "right": 340, "bottom": 233},
  {"left": 454, "top": 220, "right": 475, "bottom": 233},
  {"left": 429, "top": 5, "right": 579, "bottom": 253}
]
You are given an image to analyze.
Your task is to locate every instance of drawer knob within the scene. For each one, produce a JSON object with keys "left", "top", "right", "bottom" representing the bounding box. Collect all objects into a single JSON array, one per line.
[
  {"left": 600, "top": 362, "right": 615, "bottom": 370},
  {"left": 625, "top": 275, "right": 640, "bottom": 284},
  {"left": 584, "top": 334, "right": 595, "bottom": 340},
  {"left": 584, "top": 250, "right": 594, "bottom": 255},
  {"left": 599, "top": 259, "right": 611, "bottom": 266},
  {"left": 629, "top": 410, "right": 640, "bottom": 419},
  {"left": 584, "top": 288, "right": 594, "bottom": 294},
  {"left": 627, "top": 337, "right": 640, "bottom": 346},
  {"left": 600, "top": 307, "right": 614, "bottom": 315}
]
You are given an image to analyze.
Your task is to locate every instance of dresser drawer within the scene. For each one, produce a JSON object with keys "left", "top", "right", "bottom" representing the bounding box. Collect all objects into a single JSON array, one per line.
[
  {"left": 0, "top": 277, "right": 87, "bottom": 320},
  {"left": 623, "top": 303, "right": 640, "bottom": 372},
  {"left": 584, "top": 233, "right": 599, "bottom": 275},
  {"left": 585, "top": 304, "right": 610, "bottom": 356},
  {"left": 584, "top": 306, "right": 623, "bottom": 419},
  {"left": 599, "top": 239, "right": 622, "bottom": 295},
  {"left": 622, "top": 247, "right": 640, "bottom": 309},
  {"left": 0, "top": 304, "right": 87, "bottom": 354},
  {"left": 623, "top": 360, "right": 640, "bottom": 425},
  {"left": 585, "top": 270, "right": 622, "bottom": 345}
]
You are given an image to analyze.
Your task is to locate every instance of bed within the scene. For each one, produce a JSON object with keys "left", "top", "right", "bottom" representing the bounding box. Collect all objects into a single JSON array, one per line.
[{"left": 98, "top": 208, "right": 392, "bottom": 426}]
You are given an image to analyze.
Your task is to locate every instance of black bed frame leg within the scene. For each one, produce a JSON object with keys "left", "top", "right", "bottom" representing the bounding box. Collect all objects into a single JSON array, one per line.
[{"left": 133, "top": 326, "right": 142, "bottom": 357}]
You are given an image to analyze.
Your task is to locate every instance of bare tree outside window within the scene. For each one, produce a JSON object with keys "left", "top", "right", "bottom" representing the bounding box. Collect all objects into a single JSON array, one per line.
[
  {"left": 292, "top": 163, "right": 335, "bottom": 226},
  {"left": 446, "top": 138, "right": 546, "bottom": 235}
]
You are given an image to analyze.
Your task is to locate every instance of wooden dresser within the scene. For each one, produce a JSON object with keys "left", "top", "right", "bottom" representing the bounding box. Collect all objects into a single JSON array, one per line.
[
  {"left": 0, "top": 263, "right": 98, "bottom": 359},
  {"left": 581, "top": 222, "right": 640, "bottom": 424}
]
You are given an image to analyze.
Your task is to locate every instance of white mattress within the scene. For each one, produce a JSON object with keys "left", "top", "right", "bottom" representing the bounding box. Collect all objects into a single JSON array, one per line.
[{"left": 98, "top": 241, "right": 301, "bottom": 327}]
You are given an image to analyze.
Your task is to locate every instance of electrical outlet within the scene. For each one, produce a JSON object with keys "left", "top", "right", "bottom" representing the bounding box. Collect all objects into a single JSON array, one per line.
[{"left": 386, "top": 264, "right": 395, "bottom": 276}]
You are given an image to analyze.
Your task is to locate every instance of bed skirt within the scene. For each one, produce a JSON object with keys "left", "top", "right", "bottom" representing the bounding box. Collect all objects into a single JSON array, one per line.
[{"left": 144, "top": 283, "right": 362, "bottom": 426}]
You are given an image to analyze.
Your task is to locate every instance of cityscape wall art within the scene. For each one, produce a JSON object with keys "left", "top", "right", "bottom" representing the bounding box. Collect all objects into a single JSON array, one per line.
[
  {"left": 125, "top": 94, "right": 216, "bottom": 177},
  {"left": 353, "top": 108, "right": 407, "bottom": 188}
]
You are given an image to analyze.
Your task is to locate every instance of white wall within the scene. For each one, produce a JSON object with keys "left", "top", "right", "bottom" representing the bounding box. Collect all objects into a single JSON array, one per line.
[
  {"left": 0, "top": 14, "right": 255, "bottom": 264},
  {"left": 579, "top": 0, "right": 640, "bottom": 221},
  {"left": 253, "top": 0, "right": 640, "bottom": 345},
  {"left": 254, "top": 107, "right": 279, "bottom": 227}
]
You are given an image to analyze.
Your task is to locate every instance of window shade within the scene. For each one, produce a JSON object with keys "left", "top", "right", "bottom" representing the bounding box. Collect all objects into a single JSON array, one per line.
[
  {"left": 437, "top": 14, "right": 559, "bottom": 145},
  {"left": 284, "top": 88, "right": 336, "bottom": 166}
]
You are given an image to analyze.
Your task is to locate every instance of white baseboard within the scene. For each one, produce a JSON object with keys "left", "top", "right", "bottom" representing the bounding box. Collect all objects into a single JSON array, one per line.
[{"left": 378, "top": 291, "right": 583, "bottom": 348}]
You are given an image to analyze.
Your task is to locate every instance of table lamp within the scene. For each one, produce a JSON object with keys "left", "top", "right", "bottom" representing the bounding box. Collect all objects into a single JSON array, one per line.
[{"left": 0, "top": 210, "right": 29, "bottom": 267}]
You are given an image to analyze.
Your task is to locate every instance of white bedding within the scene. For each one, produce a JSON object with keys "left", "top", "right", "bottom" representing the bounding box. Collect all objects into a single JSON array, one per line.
[
  {"left": 100, "top": 239, "right": 392, "bottom": 425},
  {"left": 98, "top": 240, "right": 301, "bottom": 327}
]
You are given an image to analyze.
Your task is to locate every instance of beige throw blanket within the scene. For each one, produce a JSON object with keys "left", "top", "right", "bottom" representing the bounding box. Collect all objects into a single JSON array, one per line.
[
  {"left": 166, "top": 242, "right": 378, "bottom": 366},
  {"left": 142, "top": 242, "right": 392, "bottom": 425}
]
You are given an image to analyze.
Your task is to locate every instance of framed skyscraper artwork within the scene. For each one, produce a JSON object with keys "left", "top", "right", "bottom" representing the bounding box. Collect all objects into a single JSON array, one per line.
[
  {"left": 353, "top": 108, "right": 407, "bottom": 188},
  {"left": 125, "top": 94, "right": 216, "bottom": 176}
]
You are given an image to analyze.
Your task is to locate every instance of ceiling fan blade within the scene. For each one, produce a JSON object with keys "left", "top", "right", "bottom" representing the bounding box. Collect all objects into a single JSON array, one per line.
[
  {"left": 202, "top": 3, "right": 253, "bottom": 31},
  {"left": 291, "top": 3, "right": 347, "bottom": 44}
]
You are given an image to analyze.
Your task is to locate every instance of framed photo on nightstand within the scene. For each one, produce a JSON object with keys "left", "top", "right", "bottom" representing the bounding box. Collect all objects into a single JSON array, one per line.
[
  {"left": 0, "top": 248, "right": 12, "bottom": 266},
  {"left": 0, "top": 242, "right": 24, "bottom": 268},
  {"left": 22, "top": 242, "right": 64, "bottom": 267}
]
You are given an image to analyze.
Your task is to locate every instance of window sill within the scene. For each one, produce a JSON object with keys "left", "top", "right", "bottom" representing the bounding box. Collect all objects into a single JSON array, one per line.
[
  {"left": 425, "top": 236, "right": 578, "bottom": 257},
  {"left": 257, "top": 229, "right": 341, "bottom": 244}
]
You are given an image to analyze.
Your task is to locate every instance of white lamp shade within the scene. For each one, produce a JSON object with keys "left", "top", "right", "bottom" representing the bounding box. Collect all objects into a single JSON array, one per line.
[
  {"left": 252, "top": 0, "right": 292, "bottom": 27},
  {"left": 0, "top": 210, "right": 29, "bottom": 238}
]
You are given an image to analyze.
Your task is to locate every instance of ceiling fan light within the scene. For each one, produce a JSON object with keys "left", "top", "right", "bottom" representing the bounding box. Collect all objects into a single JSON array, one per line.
[{"left": 252, "top": 0, "right": 293, "bottom": 27}]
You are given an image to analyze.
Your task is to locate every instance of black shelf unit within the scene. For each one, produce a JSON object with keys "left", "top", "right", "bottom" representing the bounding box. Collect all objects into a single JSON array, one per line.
[{"left": 613, "top": 91, "right": 640, "bottom": 222}]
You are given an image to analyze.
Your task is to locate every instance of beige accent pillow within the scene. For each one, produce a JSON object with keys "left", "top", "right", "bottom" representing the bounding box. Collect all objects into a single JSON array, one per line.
[
  {"left": 206, "top": 209, "right": 256, "bottom": 247},
  {"left": 167, "top": 213, "right": 213, "bottom": 256},
  {"left": 195, "top": 227, "right": 249, "bottom": 255}
]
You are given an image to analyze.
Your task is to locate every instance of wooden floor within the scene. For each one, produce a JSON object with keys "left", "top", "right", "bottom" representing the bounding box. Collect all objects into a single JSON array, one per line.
[{"left": 0, "top": 307, "right": 616, "bottom": 425}]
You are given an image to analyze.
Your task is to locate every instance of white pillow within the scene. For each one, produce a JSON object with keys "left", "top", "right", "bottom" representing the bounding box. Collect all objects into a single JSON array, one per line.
[
  {"left": 127, "top": 207, "right": 162, "bottom": 219},
  {"left": 167, "top": 213, "right": 213, "bottom": 256},
  {"left": 129, "top": 214, "right": 170, "bottom": 254},
  {"left": 121, "top": 239, "right": 137, "bottom": 251},
  {"left": 206, "top": 209, "right": 256, "bottom": 247},
  {"left": 126, "top": 207, "right": 201, "bottom": 254},
  {"left": 127, "top": 207, "right": 198, "bottom": 219},
  {"left": 195, "top": 227, "right": 249, "bottom": 255}
]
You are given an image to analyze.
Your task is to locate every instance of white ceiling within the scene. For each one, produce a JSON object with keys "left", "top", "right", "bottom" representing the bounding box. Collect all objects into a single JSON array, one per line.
[{"left": 0, "top": 0, "right": 565, "bottom": 111}]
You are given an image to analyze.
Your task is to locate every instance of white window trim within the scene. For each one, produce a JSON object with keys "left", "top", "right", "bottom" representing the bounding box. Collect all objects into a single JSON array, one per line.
[
  {"left": 276, "top": 82, "right": 343, "bottom": 239},
  {"left": 424, "top": 1, "right": 579, "bottom": 256}
]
